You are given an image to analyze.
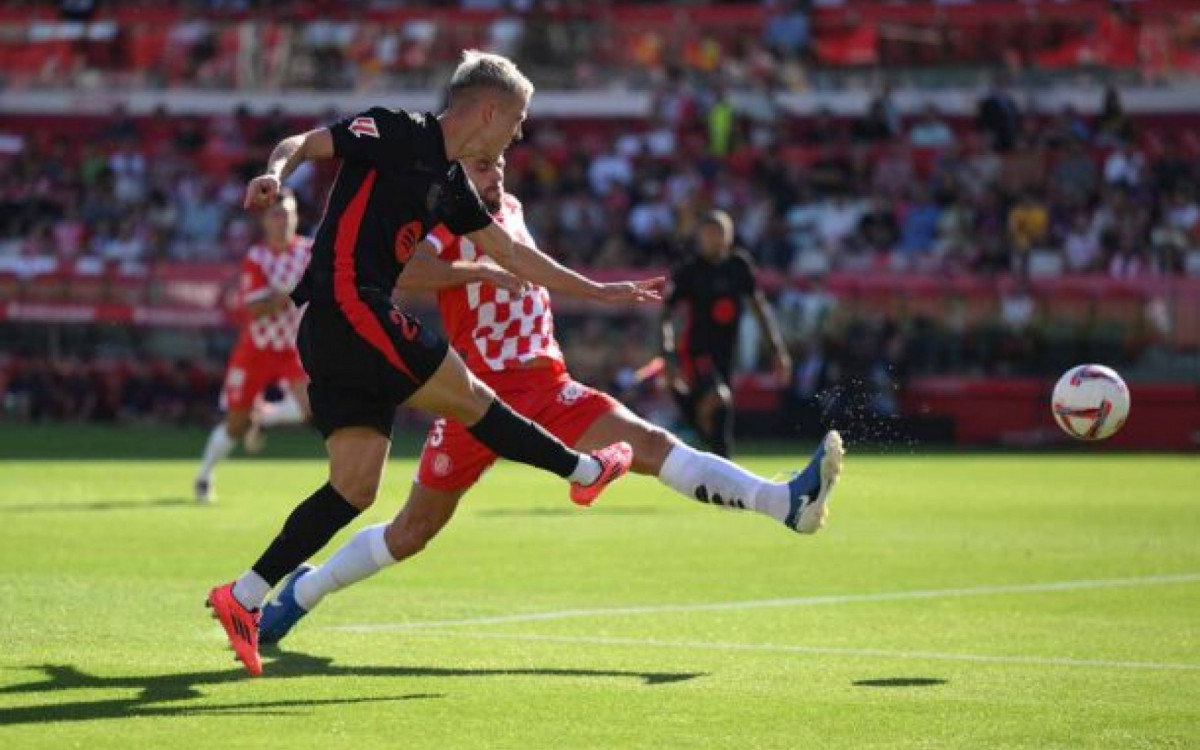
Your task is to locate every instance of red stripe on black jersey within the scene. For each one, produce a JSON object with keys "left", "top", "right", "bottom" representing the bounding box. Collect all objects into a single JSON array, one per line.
[{"left": 333, "top": 169, "right": 417, "bottom": 382}]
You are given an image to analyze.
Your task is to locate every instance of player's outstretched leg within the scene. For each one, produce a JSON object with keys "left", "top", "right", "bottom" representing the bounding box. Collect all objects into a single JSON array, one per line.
[
  {"left": 575, "top": 408, "right": 845, "bottom": 534},
  {"left": 406, "top": 350, "right": 632, "bottom": 505},
  {"left": 260, "top": 484, "right": 465, "bottom": 645}
]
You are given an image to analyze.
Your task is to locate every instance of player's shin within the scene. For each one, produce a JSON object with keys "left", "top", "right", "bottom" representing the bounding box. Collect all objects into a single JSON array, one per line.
[
  {"left": 197, "top": 423, "right": 237, "bottom": 480},
  {"left": 657, "top": 442, "right": 788, "bottom": 520},
  {"left": 292, "top": 523, "right": 395, "bottom": 610},
  {"left": 231, "top": 482, "right": 361, "bottom": 610},
  {"left": 467, "top": 399, "right": 600, "bottom": 484}
]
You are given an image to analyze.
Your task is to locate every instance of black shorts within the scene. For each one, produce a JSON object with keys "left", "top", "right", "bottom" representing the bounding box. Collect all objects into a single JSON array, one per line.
[
  {"left": 673, "top": 353, "right": 731, "bottom": 424},
  {"left": 298, "top": 298, "right": 449, "bottom": 439}
]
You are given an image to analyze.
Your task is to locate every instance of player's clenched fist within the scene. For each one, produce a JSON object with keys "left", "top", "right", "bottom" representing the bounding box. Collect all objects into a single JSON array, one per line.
[{"left": 243, "top": 174, "right": 282, "bottom": 210}]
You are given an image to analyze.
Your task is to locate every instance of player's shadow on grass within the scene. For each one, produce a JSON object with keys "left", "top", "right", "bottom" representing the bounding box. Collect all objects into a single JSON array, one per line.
[
  {"left": 854, "top": 677, "right": 947, "bottom": 688},
  {"left": 0, "top": 498, "right": 192, "bottom": 513},
  {"left": 0, "top": 652, "right": 702, "bottom": 726}
]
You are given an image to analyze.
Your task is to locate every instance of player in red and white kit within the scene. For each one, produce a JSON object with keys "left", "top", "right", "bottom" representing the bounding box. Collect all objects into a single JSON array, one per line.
[
  {"left": 257, "top": 156, "right": 845, "bottom": 643},
  {"left": 195, "top": 190, "right": 312, "bottom": 503}
]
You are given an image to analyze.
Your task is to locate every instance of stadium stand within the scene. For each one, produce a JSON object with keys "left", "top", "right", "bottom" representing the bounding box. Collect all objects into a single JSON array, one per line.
[{"left": 2, "top": 0, "right": 1198, "bottom": 446}]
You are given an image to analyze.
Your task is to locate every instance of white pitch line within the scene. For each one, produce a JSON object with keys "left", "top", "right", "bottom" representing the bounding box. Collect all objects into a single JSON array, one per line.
[
  {"left": 403, "top": 630, "right": 1200, "bottom": 673},
  {"left": 329, "top": 572, "right": 1200, "bottom": 633}
]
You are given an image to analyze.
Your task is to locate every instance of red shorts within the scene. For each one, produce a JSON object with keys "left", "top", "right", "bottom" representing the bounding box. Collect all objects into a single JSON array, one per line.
[
  {"left": 416, "top": 364, "right": 620, "bottom": 492},
  {"left": 221, "top": 342, "right": 307, "bottom": 411}
]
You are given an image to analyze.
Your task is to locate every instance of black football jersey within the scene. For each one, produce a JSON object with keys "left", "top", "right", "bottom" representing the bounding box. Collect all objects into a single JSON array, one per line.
[
  {"left": 667, "top": 249, "right": 758, "bottom": 374},
  {"left": 293, "top": 108, "right": 492, "bottom": 307}
]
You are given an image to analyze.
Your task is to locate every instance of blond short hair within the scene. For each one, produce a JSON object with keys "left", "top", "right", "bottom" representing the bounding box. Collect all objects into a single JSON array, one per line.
[{"left": 448, "top": 49, "right": 534, "bottom": 105}]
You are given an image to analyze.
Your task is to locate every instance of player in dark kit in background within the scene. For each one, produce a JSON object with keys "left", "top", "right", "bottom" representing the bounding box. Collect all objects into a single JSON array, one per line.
[
  {"left": 661, "top": 210, "right": 791, "bottom": 457},
  {"left": 205, "top": 50, "right": 662, "bottom": 677}
]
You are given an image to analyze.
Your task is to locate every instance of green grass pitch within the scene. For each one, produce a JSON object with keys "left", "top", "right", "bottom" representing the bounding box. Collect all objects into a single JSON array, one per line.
[{"left": 1, "top": 425, "right": 1198, "bottom": 749}]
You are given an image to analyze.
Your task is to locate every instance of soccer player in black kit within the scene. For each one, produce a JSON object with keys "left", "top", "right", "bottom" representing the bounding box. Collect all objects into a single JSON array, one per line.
[
  {"left": 661, "top": 210, "right": 793, "bottom": 457},
  {"left": 206, "top": 51, "right": 662, "bottom": 676}
]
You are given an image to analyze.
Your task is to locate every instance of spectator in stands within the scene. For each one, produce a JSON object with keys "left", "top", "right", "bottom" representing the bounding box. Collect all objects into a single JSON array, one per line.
[
  {"left": 1094, "top": 85, "right": 1134, "bottom": 146},
  {"left": 1000, "top": 133, "right": 1047, "bottom": 198},
  {"left": 897, "top": 184, "right": 942, "bottom": 268},
  {"left": 763, "top": 0, "right": 811, "bottom": 60},
  {"left": 588, "top": 142, "right": 634, "bottom": 197},
  {"left": 934, "top": 191, "right": 975, "bottom": 271},
  {"left": 802, "top": 107, "right": 840, "bottom": 146},
  {"left": 814, "top": 191, "right": 864, "bottom": 261},
  {"left": 1050, "top": 138, "right": 1099, "bottom": 201},
  {"left": 853, "top": 85, "right": 900, "bottom": 144},
  {"left": 1151, "top": 136, "right": 1195, "bottom": 195},
  {"left": 908, "top": 103, "right": 956, "bottom": 149},
  {"left": 1104, "top": 140, "right": 1145, "bottom": 189},
  {"left": 809, "top": 141, "right": 857, "bottom": 196},
  {"left": 110, "top": 137, "right": 148, "bottom": 206},
  {"left": 1063, "top": 210, "right": 1102, "bottom": 273},
  {"left": 627, "top": 180, "right": 674, "bottom": 259},
  {"left": 706, "top": 85, "right": 736, "bottom": 157},
  {"left": 175, "top": 177, "right": 226, "bottom": 259},
  {"left": 1008, "top": 189, "right": 1049, "bottom": 276},
  {"left": 857, "top": 195, "right": 899, "bottom": 267},
  {"left": 871, "top": 141, "right": 916, "bottom": 200},
  {"left": 173, "top": 116, "right": 208, "bottom": 155},
  {"left": 1042, "top": 104, "right": 1091, "bottom": 148},
  {"left": 976, "top": 71, "right": 1022, "bottom": 152},
  {"left": 1151, "top": 189, "right": 1199, "bottom": 273}
]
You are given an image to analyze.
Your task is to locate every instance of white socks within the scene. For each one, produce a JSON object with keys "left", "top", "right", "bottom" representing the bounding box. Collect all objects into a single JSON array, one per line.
[
  {"left": 568, "top": 455, "right": 602, "bottom": 486},
  {"left": 258, "top": 393, "right": 305, "bottom": 427},
  {"left": 232, "top": 571, "right": 272, "bottom": 611},
  {"left": 293, "top": 523, "right": 396, "bottom": 611},
  {"left": 197, "top": 424, "right": 237, "bottom": 481},
  {"left": 657, "top": 443, "right": 790, "bottom": 521}
]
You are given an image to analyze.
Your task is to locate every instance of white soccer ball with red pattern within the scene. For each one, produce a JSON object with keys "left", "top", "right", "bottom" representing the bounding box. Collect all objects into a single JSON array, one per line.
[{"left": 1052, "top": 365, "right": 1131, "bottom": 441}]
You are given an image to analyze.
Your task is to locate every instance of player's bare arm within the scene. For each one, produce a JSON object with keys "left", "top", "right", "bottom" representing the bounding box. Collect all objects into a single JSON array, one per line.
[
  {"left": 467, "top": 222, "right": 663, "bottom": 304},
  {"left": 243, "top": 129, "right": 336, "bottom": 210},
  {"left": 396, "top": 243, "right": 527, "bottom": 296},
  {"left": 748, "top": 290, "right": 792, "bottom": 386}
]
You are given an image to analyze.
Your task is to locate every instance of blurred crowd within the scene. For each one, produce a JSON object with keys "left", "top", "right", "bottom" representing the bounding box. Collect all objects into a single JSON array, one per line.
[
  {"left": 3, "top": 0, "right": 816, "bottom": 92},
  {"left": 3, "top": 81, "right": 1199, "bottom": 278},
  {"left": 1, "top": 354, "right": 220, "bottom": 425}
]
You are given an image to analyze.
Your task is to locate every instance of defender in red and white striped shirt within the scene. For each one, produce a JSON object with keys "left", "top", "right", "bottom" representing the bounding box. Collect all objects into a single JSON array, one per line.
[{"left": 195, "top": 190, "right": 312, "bottom": 503}]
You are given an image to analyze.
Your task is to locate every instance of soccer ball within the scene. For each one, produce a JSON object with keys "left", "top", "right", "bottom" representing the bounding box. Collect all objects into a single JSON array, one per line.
[{"left": 1051, "top": 365, "right": 1131, "bottom": 441}]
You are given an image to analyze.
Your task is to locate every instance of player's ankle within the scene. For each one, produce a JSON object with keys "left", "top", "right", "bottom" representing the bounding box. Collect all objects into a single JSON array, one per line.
[{"left": 569, "top": 454, "right": 602, "bottom": 486}]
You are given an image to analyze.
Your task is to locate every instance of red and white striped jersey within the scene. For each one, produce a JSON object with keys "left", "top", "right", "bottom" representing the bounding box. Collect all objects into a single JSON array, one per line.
[
  {"left": 426, "top": 195, "right": 564, "bottom": 375},
  {"left": 238, "top": 236, "right": 311, "bottom": 352}
]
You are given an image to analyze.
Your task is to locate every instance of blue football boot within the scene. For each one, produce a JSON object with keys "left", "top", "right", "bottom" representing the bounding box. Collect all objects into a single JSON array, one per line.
[
  {"left": 785, "top": 431, "right": 845, "bottom": 534},
  {"left": 258, "top": 564, "right": 315, "bottom": 645}
]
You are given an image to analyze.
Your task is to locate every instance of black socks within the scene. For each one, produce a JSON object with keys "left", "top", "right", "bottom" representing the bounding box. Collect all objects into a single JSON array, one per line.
[
  {"left": 467, "top": 399, "right": 578, "bottom": 478},
  {"left": 711, "top": 403, "right": 732, "bottom": 458},
  {"left": 251, "top": 482, "right": 362, "bottom": 586}
]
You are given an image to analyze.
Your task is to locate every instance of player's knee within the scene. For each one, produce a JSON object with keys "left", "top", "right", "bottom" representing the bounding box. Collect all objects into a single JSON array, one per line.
[{"left": 330, "top": 474, "right": 380, "bottom": 510}]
